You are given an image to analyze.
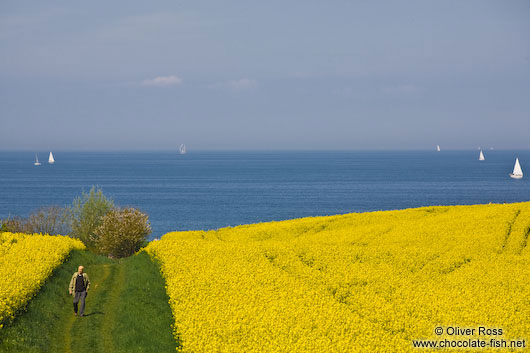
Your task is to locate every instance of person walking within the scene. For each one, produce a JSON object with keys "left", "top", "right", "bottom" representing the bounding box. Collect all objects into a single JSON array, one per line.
[{"left": 68, "top": 265, "right": 90, "bottom": 317}]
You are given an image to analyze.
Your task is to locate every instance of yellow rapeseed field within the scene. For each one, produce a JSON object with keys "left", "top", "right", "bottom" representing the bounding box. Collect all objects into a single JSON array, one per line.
[
  {"left": 146, "top": 202, "right": 530, "bottom": 352},
  {"left": 0, "top": 232, "right": 85, "bottom": 328}
]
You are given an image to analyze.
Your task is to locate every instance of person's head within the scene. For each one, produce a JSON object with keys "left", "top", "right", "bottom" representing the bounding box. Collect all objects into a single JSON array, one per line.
[{"left": 78, "top": 266, "right": 84, "bottom": 274}]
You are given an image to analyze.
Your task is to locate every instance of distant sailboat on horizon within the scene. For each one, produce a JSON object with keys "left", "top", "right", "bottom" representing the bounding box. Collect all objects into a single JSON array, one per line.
[
  {"left": 509, "top": 158, "right": 523, "bottom": 179},
  {"left": 34, "top": 154, "right": 41, "bottom": 166},
  {"left": 48, "top": 152, "right": 55, "bottom": 164},
  {"left": 179, "top": 144, "right": 187, "bottom": 155},
  {"left": 479, "top": 150, "right": 485, "bottom": 161},
  {"left": 436, "top": 145, "right": 441, "bottom": 152}
]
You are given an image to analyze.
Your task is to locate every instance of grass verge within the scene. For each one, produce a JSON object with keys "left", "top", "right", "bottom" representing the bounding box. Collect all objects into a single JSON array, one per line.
[{"left": 0, "top": 250, "right": 176, "bottom": 353}]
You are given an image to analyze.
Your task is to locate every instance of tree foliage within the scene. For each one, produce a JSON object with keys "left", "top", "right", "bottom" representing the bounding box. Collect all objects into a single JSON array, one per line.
[
  {"left": 93, "top": 208, "right": 151, "bottom": 258},
  {"left": 70, "top": 186, "right": 114, "bottom": 249},
  {"left": 1, "top": 187, "right": 151, "bottom": 259}
]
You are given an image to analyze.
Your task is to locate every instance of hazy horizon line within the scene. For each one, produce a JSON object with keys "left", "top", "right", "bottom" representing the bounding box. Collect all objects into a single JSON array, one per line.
[{"left": 1, "top": 148, "right": 529, "bottom": 153}]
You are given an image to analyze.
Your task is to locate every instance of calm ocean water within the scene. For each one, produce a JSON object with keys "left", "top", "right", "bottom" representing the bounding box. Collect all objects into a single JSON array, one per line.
[{"left": 1, "top": 150, "right": 529, "bottom": 239}]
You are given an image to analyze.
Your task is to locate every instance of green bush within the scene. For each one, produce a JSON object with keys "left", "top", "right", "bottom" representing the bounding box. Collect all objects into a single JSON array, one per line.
[
  {"left": 70, "top": 186, "right": 114, "bottom": 249},
  {"left": 93, "top": 208, "right": 151, "bottom": 258}
]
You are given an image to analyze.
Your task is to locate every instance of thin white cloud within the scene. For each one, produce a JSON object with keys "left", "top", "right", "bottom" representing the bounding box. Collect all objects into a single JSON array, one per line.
[
  {"left": 142, "top": 75, "right": 182, "bottom": 87},
  {"left": 208, "top": 78, "right": 258, "bottom": 91},
  {"left": 381, "top": 84, "right": 419, "bottom": 94},
  {"left": 227, "top": 78, "right": 257, "bottom": 90}
]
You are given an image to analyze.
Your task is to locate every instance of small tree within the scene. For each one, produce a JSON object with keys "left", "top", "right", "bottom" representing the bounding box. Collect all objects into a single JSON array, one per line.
[
  {"left": 93, "top": 207, "right": 151, "bottom": 258},
  {"left": 70, "top": 186, "right": 114, "bottom": 248}
]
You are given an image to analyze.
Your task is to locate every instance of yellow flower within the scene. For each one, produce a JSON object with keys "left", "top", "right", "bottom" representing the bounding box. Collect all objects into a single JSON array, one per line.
[
  {"left": 147, "top": 202, "right": 530, "bottom": 352},
  {"left": 0, "top": 232, "right": 85, "bottom": 327}
]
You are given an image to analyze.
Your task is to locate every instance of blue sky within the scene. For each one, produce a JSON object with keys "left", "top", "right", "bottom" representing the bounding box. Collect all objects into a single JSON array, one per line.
[{"left": 1, "top": 0, "right": 529, "bottom": 150}]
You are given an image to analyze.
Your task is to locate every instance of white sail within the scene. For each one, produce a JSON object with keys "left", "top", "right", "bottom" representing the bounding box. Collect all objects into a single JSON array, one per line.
[
  {"left": 512, "top": 158, "right": 523, "bottom": 176},
  {"left": 479, "top": 150, "right": 485, "bottom": 161},
  {"left": 34, "top": 154, "right": 41, "bottom": 166},
  {"left": 179, "top": 144, "right": 186, "bottom": 154},
  {"left": 48, "top": 152, "right": 55, "bottom": 164},
  {"left": 436, "top": 145, "right": 441, "bottom": 152}
]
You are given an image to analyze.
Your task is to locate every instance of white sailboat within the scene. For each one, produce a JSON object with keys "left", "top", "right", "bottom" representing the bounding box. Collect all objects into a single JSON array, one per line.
[
  {"left": 436, "top": 145, "right": 441, "bottom": 152},
  {"left": 478, "top": 150, "right": 485, "bottom": 161},
  {"left": 34, "top": 154, "right": 41, "bottom": 166},
  {"left": 509, "top": 158, "right": 523, "bottom": 179},
  {"left": 48, "top": 152, "right": 55, "bottom": 164},
  {"left": 179, "top": 144, "right": 187, "bottom": 155}
]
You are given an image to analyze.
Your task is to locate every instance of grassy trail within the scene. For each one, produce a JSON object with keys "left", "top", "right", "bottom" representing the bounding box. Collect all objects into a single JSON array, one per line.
[
  {"left": 0, "top": 250, "right": 176, "bottom": 353},
  {"left": 100, "top": 263, "right": 121, "bottom": 353},
  {"left": 63, "top": 263, "right": 113, "bottom": 353}
]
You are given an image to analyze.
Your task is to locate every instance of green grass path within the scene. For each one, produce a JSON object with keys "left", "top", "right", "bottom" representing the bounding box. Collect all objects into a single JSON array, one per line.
[{"left": 0, "top": 250, "right": 177, "bottom": 353}]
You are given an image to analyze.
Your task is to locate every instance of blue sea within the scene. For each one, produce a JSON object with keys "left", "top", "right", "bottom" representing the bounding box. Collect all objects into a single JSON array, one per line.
[{"left": 1, "top": 150, "right": 529, "bottom": 239}]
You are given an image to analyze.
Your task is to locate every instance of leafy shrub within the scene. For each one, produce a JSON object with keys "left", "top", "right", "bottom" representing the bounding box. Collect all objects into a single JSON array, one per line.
[
  {"left": 93, "top": 208, "right": 151, "bottom": 258},
  {"left": 70, "top": 186, "right": 114, "bottom": 249}
]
